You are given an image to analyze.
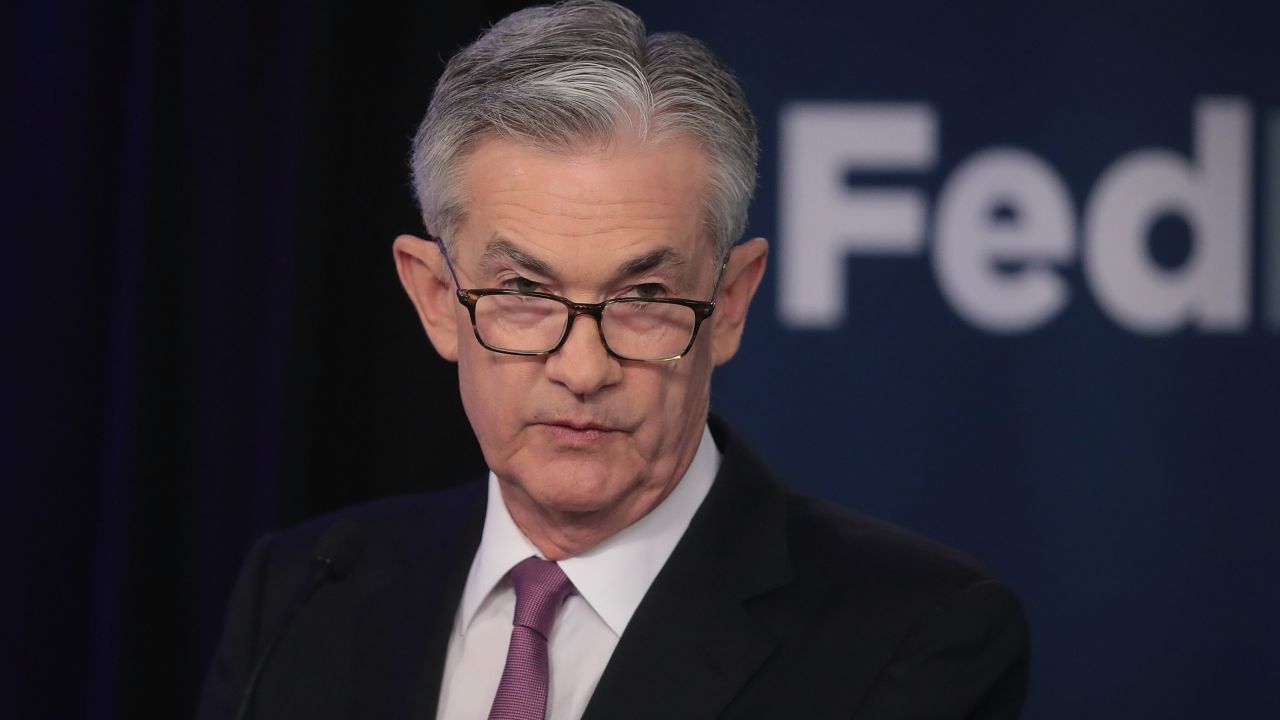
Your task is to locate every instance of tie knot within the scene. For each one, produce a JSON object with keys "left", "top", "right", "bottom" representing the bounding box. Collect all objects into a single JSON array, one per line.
[{"left": 508, "top": 557, "right": 574, "bottom": 638}]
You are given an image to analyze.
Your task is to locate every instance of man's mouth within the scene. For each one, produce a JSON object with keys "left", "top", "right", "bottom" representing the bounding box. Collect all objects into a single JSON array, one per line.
[{"left": 537, "top": 419, "right": 621, "bottom": 446}]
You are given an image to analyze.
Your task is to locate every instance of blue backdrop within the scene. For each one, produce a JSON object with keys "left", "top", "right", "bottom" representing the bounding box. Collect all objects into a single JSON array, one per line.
[{"left": 630, "top": 0, "right": 1280, "bottom": 717}]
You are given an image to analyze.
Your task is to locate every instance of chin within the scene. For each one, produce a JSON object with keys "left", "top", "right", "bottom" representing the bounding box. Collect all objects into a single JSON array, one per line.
[{"left": 521, "top": 461, "right": 629, "bottom": 514}]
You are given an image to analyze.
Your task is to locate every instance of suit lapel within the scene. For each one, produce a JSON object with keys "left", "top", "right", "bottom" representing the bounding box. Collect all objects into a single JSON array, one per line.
[
  {"left": 350, "top": 482, "right": 487, "bottom": 720},
  {"left": 582, "top": 417, "right": 793, "bottom": 720}
]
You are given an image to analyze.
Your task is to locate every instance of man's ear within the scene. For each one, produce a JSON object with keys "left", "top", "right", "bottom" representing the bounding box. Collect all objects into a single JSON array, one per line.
[
  {"left": 710, "top": 237, "right": 768, "bottom": 366},
  {"left": 393, "top": 234, "right": 460, "bottom": 361}
]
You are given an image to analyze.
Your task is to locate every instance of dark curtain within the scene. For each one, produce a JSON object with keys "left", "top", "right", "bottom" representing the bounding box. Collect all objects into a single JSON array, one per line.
[{"left": 2, "top": 2, "right": 533, "bottom": 717}]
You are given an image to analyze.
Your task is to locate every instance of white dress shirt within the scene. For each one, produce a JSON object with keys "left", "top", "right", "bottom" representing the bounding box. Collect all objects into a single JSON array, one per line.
[{"left": 436, "top": 425, "right": 720, "bottom": 720}]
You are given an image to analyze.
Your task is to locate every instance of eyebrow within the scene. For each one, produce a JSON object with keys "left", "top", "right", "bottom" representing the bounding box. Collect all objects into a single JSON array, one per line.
[
  {"left": 616, "top": 247, "right": 687, "bottom": 278},
  {"left": 479, "top": 236, "right": 690, "bottom": 283},
  {"left": 479, "top": 238, "right": 554, "bottom": 278}
]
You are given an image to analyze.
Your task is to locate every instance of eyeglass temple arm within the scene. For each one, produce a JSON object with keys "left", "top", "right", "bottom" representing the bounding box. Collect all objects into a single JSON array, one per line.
[
  {"left": 431, "top": 236, "right": 466, "bottom": 291},
  {"left": 710, "top": 257, "right": 729, "bottom": 299}
]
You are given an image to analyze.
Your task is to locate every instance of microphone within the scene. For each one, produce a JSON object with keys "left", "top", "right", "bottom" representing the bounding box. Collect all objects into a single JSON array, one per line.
[{"left": 233, "top": 519, "right": 365, "bottom": 720}]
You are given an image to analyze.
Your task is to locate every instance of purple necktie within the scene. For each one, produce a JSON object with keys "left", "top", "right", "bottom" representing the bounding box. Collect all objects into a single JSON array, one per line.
[{"left": 487, "top": 557, "right": 576, "bottom": 720}]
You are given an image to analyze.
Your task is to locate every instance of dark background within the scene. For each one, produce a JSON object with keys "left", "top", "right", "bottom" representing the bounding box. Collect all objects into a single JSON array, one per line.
[{"left": 3, "top": 1, "right": 1277, "bottom": 718}]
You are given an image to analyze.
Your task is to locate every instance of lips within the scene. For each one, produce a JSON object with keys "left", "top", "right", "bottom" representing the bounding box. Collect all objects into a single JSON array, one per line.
[
  {"left": 547, "top": 419, "right": 615, "bottom": 432},
  {"left": 537, "top": 418, "right": 623, "bottom": 447}
]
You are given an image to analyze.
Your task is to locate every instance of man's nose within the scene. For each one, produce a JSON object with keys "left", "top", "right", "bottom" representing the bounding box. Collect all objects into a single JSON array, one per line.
[{"left": 544, "top": 313, "right": 621, "bottom": 396}]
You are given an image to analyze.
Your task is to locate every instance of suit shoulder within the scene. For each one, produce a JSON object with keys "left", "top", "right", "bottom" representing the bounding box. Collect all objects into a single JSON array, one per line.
[
  {"left": 784, "top": 491, "right": 995, "bottom": 598},
  {"left": 262, "top": 481, "right": 485, "bottom": 567},
  {"left": 708, "top": 416, "right": 999, "bottom": 601}
]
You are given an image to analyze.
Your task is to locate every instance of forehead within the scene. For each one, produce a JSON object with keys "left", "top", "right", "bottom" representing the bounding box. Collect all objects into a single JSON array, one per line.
[{"left": 453, "top": 134, "right": 713, "bottom": 268}]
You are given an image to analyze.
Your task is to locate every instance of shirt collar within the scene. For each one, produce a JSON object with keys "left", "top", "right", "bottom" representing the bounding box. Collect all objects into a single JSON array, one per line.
[{"left": 456, "top": 424, "right": 720, "bottom": 637}]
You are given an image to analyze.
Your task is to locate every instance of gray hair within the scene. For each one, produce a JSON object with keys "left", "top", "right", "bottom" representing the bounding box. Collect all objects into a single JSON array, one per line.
[{"left": 410, "top": 0, "right": 758, "bottom": 263}]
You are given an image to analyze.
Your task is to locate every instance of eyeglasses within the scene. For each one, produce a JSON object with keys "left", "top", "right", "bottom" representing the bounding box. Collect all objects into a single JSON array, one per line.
[{"left": 434, "top": 238, "right": 723, "bottom": 362}]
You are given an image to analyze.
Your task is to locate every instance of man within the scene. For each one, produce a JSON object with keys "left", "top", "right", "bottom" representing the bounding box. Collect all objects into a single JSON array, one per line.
[{"left": 198, "top": 1, "right": 1029, "bottom": 718}]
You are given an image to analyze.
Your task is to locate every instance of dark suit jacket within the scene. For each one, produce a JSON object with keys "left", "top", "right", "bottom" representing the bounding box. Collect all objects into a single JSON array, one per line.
[{"left": 198, "top": 417, "right": 1029, "bottom": 719}]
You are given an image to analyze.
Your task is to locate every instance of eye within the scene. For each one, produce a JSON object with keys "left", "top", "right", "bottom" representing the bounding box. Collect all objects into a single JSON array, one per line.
[
  {"left": 629, "top": 283, "right": 668, "bottom": 299},
  {"left": 501, "top": 275, "right": 542, "bottom": 293}
]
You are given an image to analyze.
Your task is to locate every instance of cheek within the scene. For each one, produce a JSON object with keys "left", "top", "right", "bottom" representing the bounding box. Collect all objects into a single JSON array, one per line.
[
  {"left": 457, "top": 348, "right": 541, "bottom": 439},
  {"left": 635, "top": 354, "right": 714, "bottom": 436},
  {"left": 456, "top": 347, "right": 509, "bottom": 441}
]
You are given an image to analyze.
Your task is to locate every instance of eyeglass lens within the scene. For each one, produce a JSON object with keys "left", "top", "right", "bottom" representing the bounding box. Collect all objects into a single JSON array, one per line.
[{"left": 473, "top": 295, "right": 697, "bottom": 360}]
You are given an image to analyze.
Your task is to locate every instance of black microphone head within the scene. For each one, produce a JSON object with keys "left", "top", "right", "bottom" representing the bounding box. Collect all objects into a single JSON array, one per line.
[{"left": 313, "top": 519, "right": 365, "bottom": 582}]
